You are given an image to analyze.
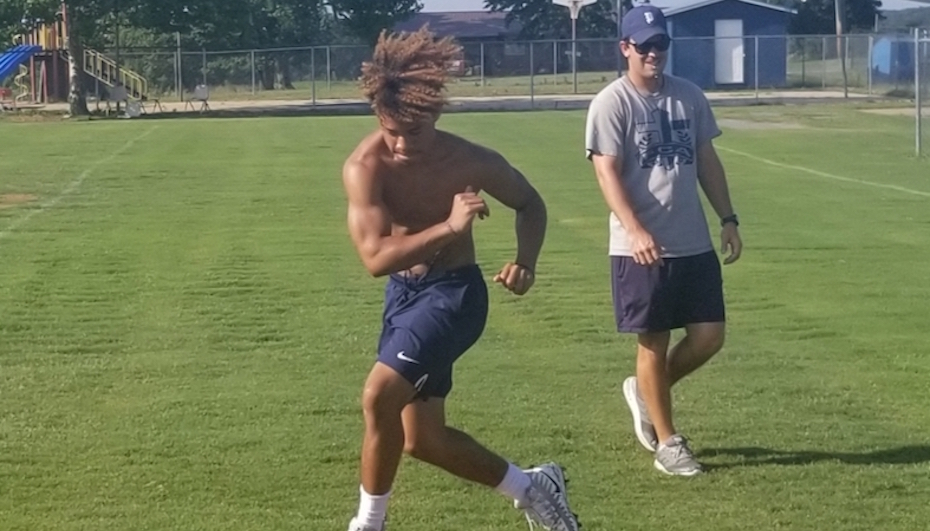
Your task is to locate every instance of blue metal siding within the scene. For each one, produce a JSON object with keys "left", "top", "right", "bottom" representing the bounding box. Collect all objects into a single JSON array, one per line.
[{"left": 668, "top": 0, "right": 791, "bottom": 89}]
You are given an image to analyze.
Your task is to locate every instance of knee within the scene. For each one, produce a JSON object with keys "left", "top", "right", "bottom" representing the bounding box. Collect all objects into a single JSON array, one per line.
[
  {"left": 692, "top": 327, "right": 725, "bottom": 355},
  {"left": 637, "top": 331, "right": 671, "bottom": 359},
  {"left": 360, "top": 379, "right": 409, "bottom": 423}
]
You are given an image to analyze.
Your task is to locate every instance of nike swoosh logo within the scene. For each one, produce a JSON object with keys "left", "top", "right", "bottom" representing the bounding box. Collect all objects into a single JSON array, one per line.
[{"left": 396, "top": 351, "right": 420, "bottom": 364}]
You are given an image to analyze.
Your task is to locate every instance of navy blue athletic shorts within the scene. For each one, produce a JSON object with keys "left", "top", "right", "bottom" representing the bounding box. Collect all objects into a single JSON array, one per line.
[
  {"left": 377, "top": 264, "right": 488, "bottom": 399},
  {"left": 611, "top": 250, "right": 725, "bottom": 333}
]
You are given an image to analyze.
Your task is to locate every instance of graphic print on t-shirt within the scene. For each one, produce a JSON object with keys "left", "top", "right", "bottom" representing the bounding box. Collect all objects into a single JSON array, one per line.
[{"left": 635, "top": 107, "right": 694, "bottom": 170}]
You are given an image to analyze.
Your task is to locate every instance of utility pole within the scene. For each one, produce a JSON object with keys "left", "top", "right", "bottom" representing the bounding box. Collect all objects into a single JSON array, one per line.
[
  {"left": 552, "top": 0, "right": 597, "bottom": 94},
  {"left": 835, "top": 0, "right": 848, "bottom": 98}
]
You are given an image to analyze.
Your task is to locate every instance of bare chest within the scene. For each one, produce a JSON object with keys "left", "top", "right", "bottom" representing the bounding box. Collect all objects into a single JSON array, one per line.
[{"left": 381, "top": 166, "right": 475, "bottom": 232}]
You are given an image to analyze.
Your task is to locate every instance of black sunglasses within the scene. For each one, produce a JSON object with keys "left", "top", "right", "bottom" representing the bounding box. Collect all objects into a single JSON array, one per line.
[{"left": 629, "top": 35, "right": 671, "bottom": 54}]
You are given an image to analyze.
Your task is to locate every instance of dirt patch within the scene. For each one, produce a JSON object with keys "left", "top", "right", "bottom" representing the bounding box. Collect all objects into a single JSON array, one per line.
[
  {"left": 0, "top": 194, "right": 38, "bottom": 209},
  {"left": 860, "top": 108, "right": 929, "bottom": 117}
]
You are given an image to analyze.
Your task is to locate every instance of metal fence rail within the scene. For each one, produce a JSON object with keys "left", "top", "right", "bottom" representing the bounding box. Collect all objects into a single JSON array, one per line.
[{"left": 16, "top": 33, "right": 929, "bottom": 108}]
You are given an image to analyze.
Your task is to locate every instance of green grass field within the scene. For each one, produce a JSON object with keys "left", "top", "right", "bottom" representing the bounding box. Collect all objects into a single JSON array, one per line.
[{"left": 1, "top": 104, "right": 929, "bottom": 531}]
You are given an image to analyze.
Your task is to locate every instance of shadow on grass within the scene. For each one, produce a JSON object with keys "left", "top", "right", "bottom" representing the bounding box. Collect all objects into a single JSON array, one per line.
[{"left": 697, "top": 445, "right": 930, "bottom": 470}]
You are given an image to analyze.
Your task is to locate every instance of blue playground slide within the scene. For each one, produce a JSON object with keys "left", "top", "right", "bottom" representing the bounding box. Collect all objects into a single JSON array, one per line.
[{"left": 0, "top": 45, "right": 42, "bottom": 84}]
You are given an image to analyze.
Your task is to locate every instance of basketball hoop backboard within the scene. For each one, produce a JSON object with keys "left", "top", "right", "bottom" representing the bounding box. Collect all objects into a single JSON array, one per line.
[{"left": 552, "top": 0, "right": 597, "bottom": 20}]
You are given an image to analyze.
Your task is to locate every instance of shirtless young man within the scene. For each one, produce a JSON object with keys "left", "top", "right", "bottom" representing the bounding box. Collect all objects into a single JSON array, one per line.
[{"left": 342, "top": 27, "right": 580, "bottom": 531}]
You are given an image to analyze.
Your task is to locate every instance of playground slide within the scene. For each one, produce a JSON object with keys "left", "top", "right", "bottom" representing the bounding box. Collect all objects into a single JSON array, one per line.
[{"left": 0, "top": 45, "right": 42, "bottom": 84}]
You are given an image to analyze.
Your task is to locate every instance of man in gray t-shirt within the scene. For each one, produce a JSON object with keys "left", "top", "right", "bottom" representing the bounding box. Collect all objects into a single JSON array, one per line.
[{"left": 585, "top": 5, "right": 743, "bottom": 476}]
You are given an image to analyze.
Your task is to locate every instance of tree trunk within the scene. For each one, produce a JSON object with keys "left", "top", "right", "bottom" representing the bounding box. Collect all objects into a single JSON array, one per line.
[
  {"left": 261, "top": 56, "right": 275, "bottom": 90},
  {"left": 276, "top": 56, "right": 295, "bottom": 90},
  {"left": 65, "top": 4, "right": 89, "bottom": 116}
]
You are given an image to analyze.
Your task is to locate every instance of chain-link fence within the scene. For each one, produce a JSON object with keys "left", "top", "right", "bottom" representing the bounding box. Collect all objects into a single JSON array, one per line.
[{"left": 17, "top": 33, "right": 928, "bottom": 106}]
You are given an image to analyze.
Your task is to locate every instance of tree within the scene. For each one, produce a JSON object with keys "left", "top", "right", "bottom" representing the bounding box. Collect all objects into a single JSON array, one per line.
[
  {"left": 485, "top": 0, "right": 621, "bottom": 40},
  {"left": 129, "top": 0, "right": 331, "bottom": 90},
  {"left": 327, "top": 0, "right": 421, "bottom": 44},
  {"left": 1, "top": 1, "right": 27, "bottom": 43},
  {"left": 789, "top": 0, "right": 882, "bottom": 34},
  {"left": 1, "top": 0, "right": 60, "bottom": 47}
]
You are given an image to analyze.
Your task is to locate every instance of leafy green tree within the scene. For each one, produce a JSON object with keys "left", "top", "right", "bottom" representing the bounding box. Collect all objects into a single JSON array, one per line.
[
  {"left": 789, "top": 0, "right": 882, "bottom": 34},
  {"left": 485, "top": 0, "right": 622, "bottom": 40},
  {"left": 328, "top": 0, "right": 421, "bottom": 44}
]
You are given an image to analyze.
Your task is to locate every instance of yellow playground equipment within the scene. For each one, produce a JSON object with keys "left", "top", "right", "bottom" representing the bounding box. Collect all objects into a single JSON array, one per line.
[{"left": 15, "top": 6, "right": 150, "bottom": 104}]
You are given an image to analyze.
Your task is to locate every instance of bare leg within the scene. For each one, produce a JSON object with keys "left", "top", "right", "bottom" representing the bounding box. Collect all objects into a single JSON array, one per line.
[
  {"left": 402, "top": 397, "right": 508, "bottom": 487},
  {"left": 359, "top": 362, "right": 418, "bottom": 495},
  {"left": 636, "top": 331, "right": 675, "bottom": 444},
  {"left": 667, "top": 322, "right": 725, "bottom": 386}
]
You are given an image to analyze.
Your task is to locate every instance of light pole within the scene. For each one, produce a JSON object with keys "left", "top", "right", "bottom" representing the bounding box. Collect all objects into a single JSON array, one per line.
[
  {"left": 616, "top": 0, "right": 623, "bottom": 76},
  {"left": 552, "top": 0, "right": 596, "bottom": 94},
  {"left": 617, "top": 0, "right": 622, "bottom": 40},
  {"left": 114, "top": 0, "right": 121, "bottom": 112}
]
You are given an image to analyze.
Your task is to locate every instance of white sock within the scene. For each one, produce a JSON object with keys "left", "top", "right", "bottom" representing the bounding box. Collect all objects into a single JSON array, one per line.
[
  {"left": 356, "top": 486, "right": 391, "bottom": 529},
  {"left": 495, "top": 463, "right": 532, "bottom": 504}
]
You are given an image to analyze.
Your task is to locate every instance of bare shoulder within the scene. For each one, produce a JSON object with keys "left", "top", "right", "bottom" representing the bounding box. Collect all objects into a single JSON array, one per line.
[
  {"left": 439, "top": 131, "right": 510, "bottom": 176},
  {"left": 343, "top": 131, "right": 384, "bottom": 189}
]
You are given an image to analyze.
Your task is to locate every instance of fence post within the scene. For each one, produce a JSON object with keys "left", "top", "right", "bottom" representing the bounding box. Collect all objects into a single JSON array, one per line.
[
  {"left": 530, "top": 41, "right": 535, "bottom": 109},
  {"left": 867, "top": 35, "right": 873, "bottom": 95},
  {"left": 822, "top": 36, "right": 827, "bottom": 89},
  {"left": 312, "top": 47, "right": 317, "bottom": 106},
  {"left": 176, "top": 32, "right": 183, "bottom": 101},
  {"left": 480, "top": 42, "right": 485, "bottom": 87},
  {"left": 800, "top": 38, "right": 806, "bottom": 87},
  {"left": 553, "top": 40, "right": 558, "bottom": 79},
  {"left": 250, "top": 50, "right": 256, "bottom": 94},
  {"left": 755, "top": 35, "right": 759, "bottom": 100},
  {"left": 326, "top": 46, "right": 331, "bottom": 91},
  {"left": 202, "top": 48, "right": 207, "bottom": 86},
  {"left": 914, "top": 28, "right": 923, "bottom": 157}
]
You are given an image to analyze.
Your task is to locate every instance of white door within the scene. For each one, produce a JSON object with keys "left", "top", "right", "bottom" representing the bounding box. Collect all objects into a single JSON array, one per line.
[{"left": 714, "top": 19, "right": 744, "bottom": 84}]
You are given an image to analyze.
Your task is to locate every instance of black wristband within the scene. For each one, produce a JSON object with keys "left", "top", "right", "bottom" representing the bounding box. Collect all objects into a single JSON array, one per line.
[
  {"left": 720, "top": 214, "right": 739, "bottom": 227},
  {"left": 515, "top": 262, "right": 535, "bottom": 275}
]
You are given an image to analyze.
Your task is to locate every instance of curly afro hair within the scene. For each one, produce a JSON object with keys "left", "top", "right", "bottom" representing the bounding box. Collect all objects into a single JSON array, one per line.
[{"left": 359, "top": 26, "right": 462, "bottom": 123}]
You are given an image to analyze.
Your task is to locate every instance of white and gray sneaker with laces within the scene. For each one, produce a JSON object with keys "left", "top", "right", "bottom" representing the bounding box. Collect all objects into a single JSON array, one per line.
[
  {"left": 654, "top": 435, "right": 703, "bottom": 476},
  {"left": 515, "top": 462, "right": 580, "bottom": 531},
  {"left": 622, "top": 376, "right": 658, "bottom": 452},
  {"left": 347, "top": 518, "right": 383, "bottom": 531}
]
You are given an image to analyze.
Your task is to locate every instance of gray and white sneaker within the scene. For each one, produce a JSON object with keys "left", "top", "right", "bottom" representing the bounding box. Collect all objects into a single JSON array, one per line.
[
  {"left": 515, "top": 462, "right": 580, "bottom": 531},
  {"left": 654, "top": 435, "right": 703, "bottom": 476},
  {"left": 347, "top": 518, "right": 383, "bottom": 531},
  {"left": 622, "top": 376, "right": 657, "bottom": 452}
]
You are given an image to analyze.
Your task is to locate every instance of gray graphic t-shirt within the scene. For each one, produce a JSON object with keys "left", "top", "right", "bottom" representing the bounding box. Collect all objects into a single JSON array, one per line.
[{"left": 585, "top": 75, "right": 721, "bottom": 257}]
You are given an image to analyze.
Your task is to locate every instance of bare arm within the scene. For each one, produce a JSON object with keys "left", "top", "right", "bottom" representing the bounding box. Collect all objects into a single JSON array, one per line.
[
  {"left": 343, "top": 161, "right": 458, "bottom": 277},
  {"left": 479, "top": 152, "right": 547, "bottom": 294},
  {"left": 590, "top": 153, "right": 663, "bottom": 266},
  {"left": 696, "top": 141, "right": 734, "bottom": 219},
  {"left": 696, "top": 141, "right": 742, "bottom": 264}
]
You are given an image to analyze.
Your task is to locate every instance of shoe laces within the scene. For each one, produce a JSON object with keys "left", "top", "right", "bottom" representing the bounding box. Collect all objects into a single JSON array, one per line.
[{"left": 664, "top": 437, "right": 695, "bottom": 461}]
